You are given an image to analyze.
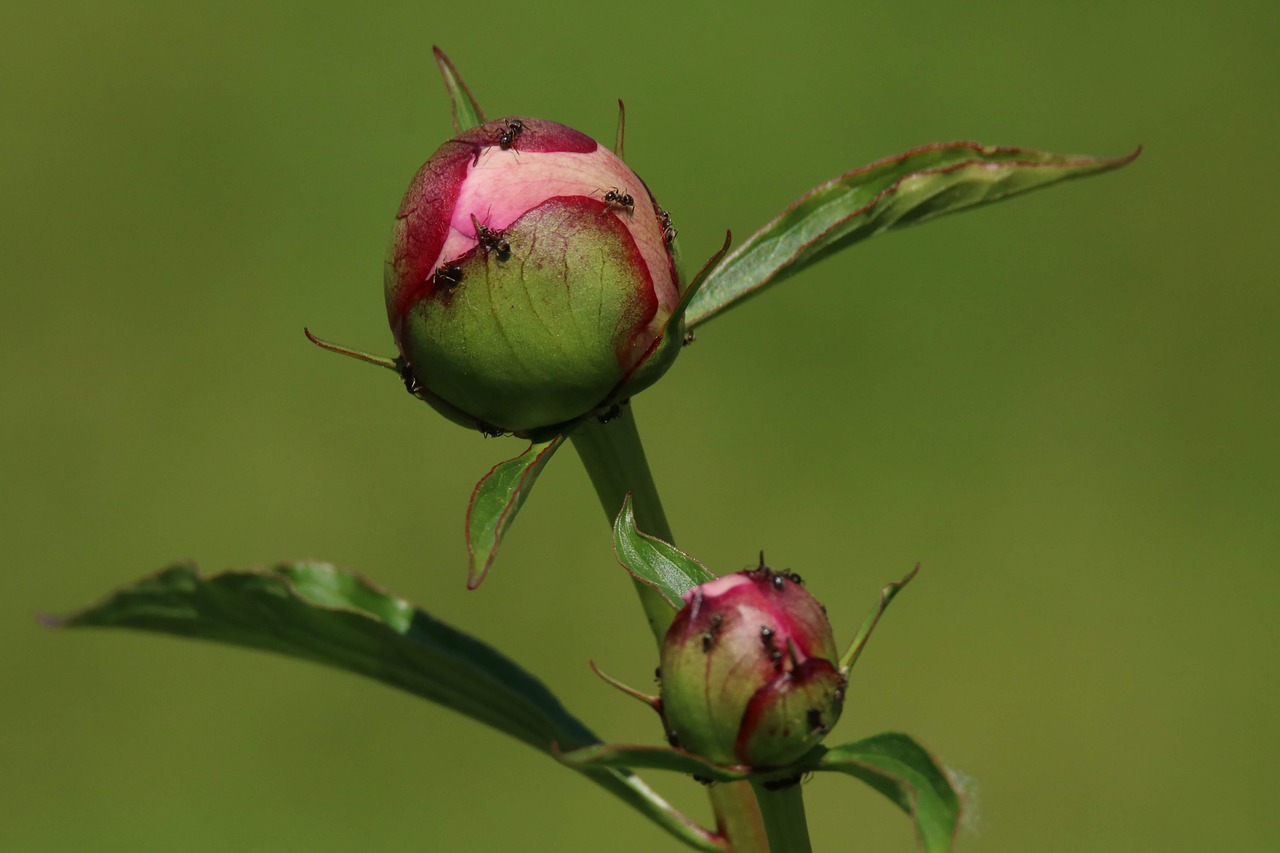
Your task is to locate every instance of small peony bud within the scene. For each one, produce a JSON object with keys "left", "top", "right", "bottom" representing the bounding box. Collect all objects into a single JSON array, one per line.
[
  {"left": 385, "top": 117, "right": 683, "bottom": 435},
  {"left": 659, "top": 563, "right": 847, "bottom": 768}
]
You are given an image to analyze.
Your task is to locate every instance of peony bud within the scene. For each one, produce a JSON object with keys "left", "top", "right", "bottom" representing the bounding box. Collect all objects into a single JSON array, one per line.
[
  {"left": 385, "top": 117, "right": 683, "bottom": 436},
  {"left": 659, "top": 563, "right": 847, "bottom": 769}
]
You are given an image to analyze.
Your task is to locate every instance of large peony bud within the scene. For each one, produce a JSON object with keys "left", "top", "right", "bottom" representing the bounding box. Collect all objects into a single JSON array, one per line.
[
  {"left": 659, "top": 563, "right": 847, "bottom": 769},
  {"left": 385, "top": 117, "right": 682, "bottom": 436}
]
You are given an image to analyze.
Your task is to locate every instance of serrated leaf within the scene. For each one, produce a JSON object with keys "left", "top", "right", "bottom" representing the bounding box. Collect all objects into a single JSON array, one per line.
[
  {"left": 52, "top": 561, "right": 720, "bottom": 852},
  {"left": 467, "top": 435, "right": 566, "bottom": 588},
  {"left": 815, "top": 733, "right": 962, "bottom": 852},
  {"left": 685, "top": 142, "right": 1140, "bottom": 328},
  {"left": 613, "top": 495, "right": 717, "bottom": 607},
  {"left": 433, "top": 46, "right": 485, "bottom": 133},
  {"left": 557, "top": 743, "right": 751, "bottom": 783}
]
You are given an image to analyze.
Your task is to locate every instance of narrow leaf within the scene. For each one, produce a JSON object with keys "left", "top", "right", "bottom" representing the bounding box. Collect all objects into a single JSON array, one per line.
[
  {"left": 53, "top": 562, "right": 720, "bottom": 852},
  {"left": 614, "top": 99, "right": 626, "bottom": 159},
  {"left": 467, "top": 435, "right": 566, "bottom": 588},
  {"left": 557, "top": 743, "right": 751, "bottom": 783},
  {"left": 54, "top": 561, "right": 595, "bottom": 752},
  {"left": 816, "top": 733, "right": 962, "bottom": 852},
  {"left": 839, "top": 563, "right": 919, "bottom": 673},
  {"left": 613, "top": 494, "right": 717, "bottom": 607},
  {"left": 433, "top": 46, "right": 485, "bottom": 133},
  {"left": 673, "top": 230, "right": 732, "bottom": 328},
  {"left": 685, "top": 143, "right": 1140, "bottom": 328}
]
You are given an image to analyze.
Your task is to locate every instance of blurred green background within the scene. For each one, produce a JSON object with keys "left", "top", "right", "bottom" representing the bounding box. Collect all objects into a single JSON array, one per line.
[{"left": 3, "top": 1, "right": 1276, "bottom": 850}]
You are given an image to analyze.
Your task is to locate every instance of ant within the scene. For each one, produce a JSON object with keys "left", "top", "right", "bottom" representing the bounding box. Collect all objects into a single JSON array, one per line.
[
  {"left": 700, "top": 612, "right": 724, "bottom": 653},
  {"left": 394, "top": 355, "right": 425, "bottom": 399},
  {"left": 657, "top": 206, "right": 678, "bottom": 244},
  {"left": 434, "top": 263, "right": 463, "bottom": 290},
  {"left": 602, "top": 187, "right": 635, "bottom": 215},
  {"left": 498, "top": 118, "right": 524, "bottom": 150},
  {"left": 470, "top": 214, "right": 511, "bottom": 261}
]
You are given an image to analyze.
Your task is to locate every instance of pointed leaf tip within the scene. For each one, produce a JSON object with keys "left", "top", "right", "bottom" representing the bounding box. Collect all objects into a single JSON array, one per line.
[
  {"left": 304, "top": 327, "right": 399, "bottom": 371},
  {"left": 467, "top": 436, "right": 567, "bottom": 588},
  {"left": 433, "top": 47, "right": 486, "bottom": 133},
  {"left": 685, "top": 142, "right": 1140, "bottom": 329},
  {"left": 614, "top": 99, "right": 626, "bottom": 160},
  {"left": 816, "top": 733, "right": 962, "bottom": 852},
  {"left": 612, "top": 495, "right": 717, "bottom": 606},
  {"left": 840, "top": 563, "right": 919, "bottom": 673}
]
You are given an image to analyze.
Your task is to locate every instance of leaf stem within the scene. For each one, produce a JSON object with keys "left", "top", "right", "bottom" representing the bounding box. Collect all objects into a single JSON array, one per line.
[{"left": 750, "top": 782, "right": 813, "bottom": 853}]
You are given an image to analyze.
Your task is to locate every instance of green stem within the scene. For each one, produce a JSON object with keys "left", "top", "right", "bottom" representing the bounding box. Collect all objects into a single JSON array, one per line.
[
  {"left": 569, "top": 404, "right": 678, "bottom": 641},
  {"left": 750, "top": 782, "right": 813, "bottom": 853},
  {"left": 708, "top": 783, "right": 771, "bottom": 853},
  {"left": 570, "top": 403, "right": 775, "bottom": 852}
]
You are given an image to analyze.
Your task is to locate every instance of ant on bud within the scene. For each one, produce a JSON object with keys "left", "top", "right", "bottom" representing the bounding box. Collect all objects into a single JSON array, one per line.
[
  {"left": 681, "top": 330, "right": 696, "bottom": 347},
  {"left": 470, "top": 214, "right": 511, "bottom": 261},
  {"left": 498, "top": 118, "right": 524, "bottom": 150},
  {"left": 601, "top": 187, "right": 635, "bottom": 215},
  {"left": 657, "top": 206, "right": 678, "bottom": 244},
  {"left": 434, "top": 263, "right": 463, "bottom": 290},
  {"left": 394, "top": 355, "right": 426, "bottom": 399},
  {"left": 476, "top": 420, "right": 506, "bottom": 438}
]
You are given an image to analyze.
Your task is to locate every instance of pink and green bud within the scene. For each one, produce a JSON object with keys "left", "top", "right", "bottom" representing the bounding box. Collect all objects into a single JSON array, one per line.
[
  {"left": 659, "top": 564, "right": 847, "bottom": 768},
  {"left": 385, "top": 117, "right": 683, "bottom": 436}
]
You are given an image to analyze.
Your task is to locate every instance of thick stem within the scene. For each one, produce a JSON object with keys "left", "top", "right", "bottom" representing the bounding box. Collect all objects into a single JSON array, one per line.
[
  {"left": 571, "top": 404, "right": 775, "bottom": 852},
  {"left": 750, "top": 782, "right": 813, "bottom": 853},
  {"left": 709, "top": 783, "right": 772, "bottom": 853},
  {"left": 569, "top": 404, "right": 678, "bottom": 641}
]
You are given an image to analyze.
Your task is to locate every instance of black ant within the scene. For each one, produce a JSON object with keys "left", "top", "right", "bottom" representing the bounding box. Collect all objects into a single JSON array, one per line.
[
  {"left": 434, "top": 263, "right": 463, "bottom": 290},
  {"left": 394, "top": 355, "right": 425, "bottom": 398},
  {"left": 470, "top": 214, "right": 511, "bottom": 261},
  {"left": 476, "top": 420, "right": 506, "bottom": 438},
  {"left": 602, "top": 187, "right": 634, "bottom": 215},
  {"left": 498, "top": 118, "right": 524, "bottom": 150},
  {"left": 657, "top": 206, "right": 678, "bottom": 244},
  {"left": 700, "top": 612, "right": 724, "bottom": 653}
]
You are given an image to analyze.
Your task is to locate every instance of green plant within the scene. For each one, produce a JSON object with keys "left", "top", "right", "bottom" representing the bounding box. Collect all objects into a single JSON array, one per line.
[{"left": 51, "top": 48, "right": 1135, "bottom": 851}]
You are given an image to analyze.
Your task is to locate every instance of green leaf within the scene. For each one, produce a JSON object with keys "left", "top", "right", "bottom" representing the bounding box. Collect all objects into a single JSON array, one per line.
[
  {"left": 468, "top": 435, "right": 566, "bottom": 588},
  {"left": 684, "top": 142, "right": 1141, "bottom": 329},
  {"left": 613, "top": 494, "right": 717, "bottom": 607},
  {"left": 839, "top": 563, "right": 919, "bottom": 673},
  {"left": 52, "top": 561, "right": 721, "bottom": 852},
  {"left": 557, "top": 742, "right": 751, "bottom": 783},
  {"left": 55, "top": 561, "right": 596, "bottom": 751},
  {"left": 433, "top": 46, "right": 485, "bottom": 133},
  {"left": 815, "top": 733, "right": 962, "bottom": 852}
]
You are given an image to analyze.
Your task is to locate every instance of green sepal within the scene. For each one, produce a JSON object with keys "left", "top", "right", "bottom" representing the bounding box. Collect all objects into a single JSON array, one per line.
[
  {"left": 839, "top": 563, "right": 919, "bottom": 673},
  {"left": 405, "top": 199, "right": 652, "bottom": 433},
  {"left": 812, "top": 733, "right": 963, "bottom": 852},
  {"left": 433, "top": 46, "right": 485, "bottom": 133},
  {"left": 467, "top": 435, "right": 567, "bottom": 588},
  {"left": 685, "top": 143, "right": 1140, "bottom": 329},
  {"left": 613, "top": 494, "right": 717, "bottom": 607}
]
